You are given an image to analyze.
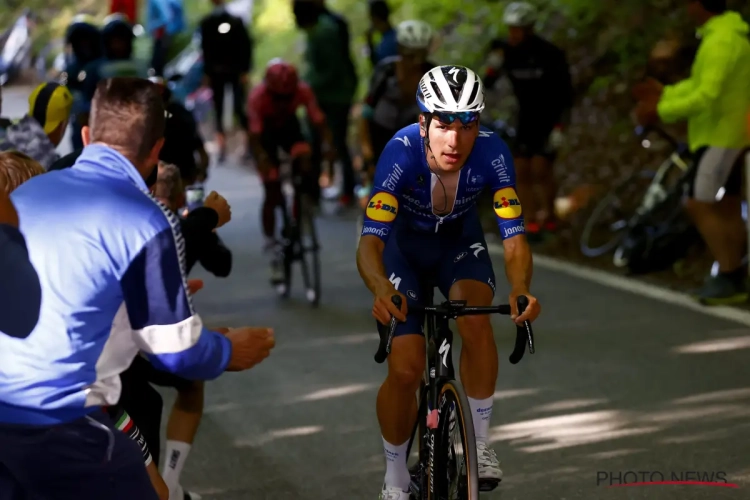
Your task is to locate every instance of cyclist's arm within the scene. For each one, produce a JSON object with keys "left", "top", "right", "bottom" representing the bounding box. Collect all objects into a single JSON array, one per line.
[
  {"left": 356, "top": 139, "right": 404, "bottom": 294},
  {"left": 359, "top": 62, "right": 390, "bottom": 162},
  {"left": 657, "top": 37, "right": 734, "bottom": 123},
  {"left": 120, "top": 215, "right": 231, "bottom": 380},
  {"left": 485, "top": 135, "right": 532, "bottom": 293},
  {"left": 299, "top": 82, "right": 333, "bottom": 148}
]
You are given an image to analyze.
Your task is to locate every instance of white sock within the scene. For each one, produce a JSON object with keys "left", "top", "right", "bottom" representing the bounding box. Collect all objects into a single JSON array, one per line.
[
  {"left": 468, "top": 397, "right": 493, "bottom": 443},
  {"left": 168, "top": 483, "right": 184, "bottom": 500},
  {"left": 162, "top": 440, "right": 191, "bottom": 493},
  {"left": 383, "top": 438, "right": 411, "bottom": 491}
]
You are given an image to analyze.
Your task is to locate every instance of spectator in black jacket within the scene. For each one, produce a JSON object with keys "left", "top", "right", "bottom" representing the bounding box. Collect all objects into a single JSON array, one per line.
[
  {"left": 154, "top": 162, "right": 232, "bottom": 277},
  {"left": 485, "top": 2, "right": 573, "bottom": 239},
  {"left": 200, "top": 0, "right": 253, "bottom": 163}
]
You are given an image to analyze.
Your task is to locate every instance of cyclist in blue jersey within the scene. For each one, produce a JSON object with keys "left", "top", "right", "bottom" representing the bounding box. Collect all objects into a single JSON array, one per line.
[{"left": 356, "top": 65, "right": 541, "bottom": 500}]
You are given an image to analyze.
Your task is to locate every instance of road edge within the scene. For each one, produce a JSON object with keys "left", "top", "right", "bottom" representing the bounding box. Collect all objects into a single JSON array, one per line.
[{"left": 486, "top": 242, "right": 750, "bottom": 328}]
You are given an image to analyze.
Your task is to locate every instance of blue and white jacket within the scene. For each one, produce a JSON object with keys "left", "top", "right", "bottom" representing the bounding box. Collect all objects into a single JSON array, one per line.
[{"left": 0, "top": 145, "right": 232, "bottom": 425}]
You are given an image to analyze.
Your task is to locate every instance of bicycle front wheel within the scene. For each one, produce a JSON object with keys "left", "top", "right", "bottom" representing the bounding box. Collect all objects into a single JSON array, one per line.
[
  {"left": 298, "top": 193, "right": 321, "bottom": 307},
  {"left": 434, "top": 380, "right": 479, "bottom": 500},
  {"left": 579, "top": 170, "right": 655, "bottom": 258}
]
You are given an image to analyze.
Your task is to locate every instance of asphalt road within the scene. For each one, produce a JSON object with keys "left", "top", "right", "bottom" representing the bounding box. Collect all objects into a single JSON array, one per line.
[{"left": 6, "top": 85, "right": 750, "bottom": 499}]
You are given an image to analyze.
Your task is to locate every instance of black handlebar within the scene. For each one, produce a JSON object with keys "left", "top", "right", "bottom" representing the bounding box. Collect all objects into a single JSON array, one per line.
[{"left": 374, "top": 295, "right": 536, "bottom": 365}]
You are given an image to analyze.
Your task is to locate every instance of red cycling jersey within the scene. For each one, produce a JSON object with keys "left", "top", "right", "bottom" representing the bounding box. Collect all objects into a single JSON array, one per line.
[{"left": 247, "top": 81, "right": 326, "bottom": 135}]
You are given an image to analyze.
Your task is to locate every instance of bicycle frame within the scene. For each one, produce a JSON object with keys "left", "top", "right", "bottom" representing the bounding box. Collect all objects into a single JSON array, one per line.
[
  {"left": 374, "top": 291, "right": 535, "bottom": 499},
  {"left": 413, "top": 286, "right": 456, "bottom": 498}
]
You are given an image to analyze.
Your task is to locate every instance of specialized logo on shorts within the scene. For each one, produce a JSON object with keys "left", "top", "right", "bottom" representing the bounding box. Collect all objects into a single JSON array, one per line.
[
  {"left": 493, "top": 187, "right": 522, "bottom": 219},
  {"left": 366, "top": 192, "right": 398, "bottom": 223}
]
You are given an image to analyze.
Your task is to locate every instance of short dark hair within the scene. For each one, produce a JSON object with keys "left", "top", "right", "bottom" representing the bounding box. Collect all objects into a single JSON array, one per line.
[
  {"left": 369, "top": 0, "right": 390, "bottom": 20},
  {"left": 89, "top": 77, "right": 166, "bottom": 161}
]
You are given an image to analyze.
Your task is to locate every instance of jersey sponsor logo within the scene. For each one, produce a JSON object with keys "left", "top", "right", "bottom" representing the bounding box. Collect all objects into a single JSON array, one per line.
[
  {"left": 381, "top": 163, "right": 403, "bottom": 191},
  {"left": 478, "top": 130, "right": 493, "bottom": 138},
  {"left": 394, "top": 136, "right": 411, "bottom": 147},
  {"left": 361, "top": 225, "right": 389, "bottom": 238},
  {"left": 454, "top": 251, "right": 467, "bottom": 262},
  {"left": 491, "top": 154, "right": 511, "bottom": 184},
  {"left": 502, "top": 224, "right": 525, "bottom": 239},
  {"left": 493, "top": 187, "right": 522, "bottom": 219},
  {"left": 366, "top": 191, "right": 398, "bottom": 222},
  {"left": 467, "top": 168, "right": 484, "bottom": 185}
]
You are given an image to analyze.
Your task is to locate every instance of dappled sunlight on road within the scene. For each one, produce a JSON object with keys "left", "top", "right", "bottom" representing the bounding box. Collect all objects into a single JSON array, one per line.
[
  {"left": 234, "top": 425, "right": 324, "bottom": 447},
  {"left": 672, "top": 336, "right": 750, "bottom": 354},
  {"left": 295, "top": 383, "right": 378, "bottom": 402},
  {"left": 525, "top": 398, "right": 608, "bottom": 413},
  {"left": 489, "top": 410, "right": 661, "bottom": 453},
  {"left": 493, "top": 388, "right": 542, "bottom": 400},
  {"left": 671, "top": 388, "right": 750, "bottom": 405},
  {"left": 491, "top": 389, "right": 750, "bottom": 457}
]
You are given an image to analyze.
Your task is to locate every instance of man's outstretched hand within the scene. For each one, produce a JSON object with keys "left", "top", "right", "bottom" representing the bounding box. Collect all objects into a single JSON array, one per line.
[{"left": 225, "top": 327, "right": 276, "bottom": 371}]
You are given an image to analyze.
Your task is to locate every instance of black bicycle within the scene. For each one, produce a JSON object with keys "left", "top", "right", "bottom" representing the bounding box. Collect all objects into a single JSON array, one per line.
[
  {"left": 272, "top": 156, "right": 322, "bottom": 307},
  {"left": 374, "top": 284, "right": 535, "bottom": 500},
  {"left": 579, "top": 125, "right": 692, "bottom": 264}
]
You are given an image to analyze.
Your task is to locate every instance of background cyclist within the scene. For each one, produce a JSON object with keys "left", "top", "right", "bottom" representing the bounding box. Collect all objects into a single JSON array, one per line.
[
  {"left": 485, "top": 1, "right": 573, "bottom": 239},
  {"left": 357, "top": 19, "right": 436, "bottom": 210},
  {"left": 246, "top": 59, "right": 335, "bottom": 282}
]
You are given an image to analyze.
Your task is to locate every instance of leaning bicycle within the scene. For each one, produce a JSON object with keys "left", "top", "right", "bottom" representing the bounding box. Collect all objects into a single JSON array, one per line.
[
  {"left": 272, "top": 152, "right": 322, "bottom": 307},
  {"left": 579, "top": 125, "right": 692, "bottom": 266},
  {"left": 374, "top": 283, "right": 535, "bottom": 500}
]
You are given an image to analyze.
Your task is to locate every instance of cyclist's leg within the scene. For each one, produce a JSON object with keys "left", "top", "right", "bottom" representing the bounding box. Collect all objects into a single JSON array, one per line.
[
  {"left": 258, "top": 130, "right": 283, "bottom": 246},
  {"left": 376, "top": 234, "right": 426, "bottom": 497},
  {"left": 686, "top": 147, "right": 747, "bottom": 302},
  {"left": 437, "top": 215, "right": 501, "bottom": 480}
]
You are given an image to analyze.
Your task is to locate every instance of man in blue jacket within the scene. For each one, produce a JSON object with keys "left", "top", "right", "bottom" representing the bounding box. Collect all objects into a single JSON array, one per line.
[{"left": 0, "top": 77, "right": 274, "bottom": 500}]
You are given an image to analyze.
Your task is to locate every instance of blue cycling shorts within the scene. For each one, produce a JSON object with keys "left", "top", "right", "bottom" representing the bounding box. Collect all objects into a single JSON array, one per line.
[{"left": 380, "top": 211, "right": 496, "bottom": 337}]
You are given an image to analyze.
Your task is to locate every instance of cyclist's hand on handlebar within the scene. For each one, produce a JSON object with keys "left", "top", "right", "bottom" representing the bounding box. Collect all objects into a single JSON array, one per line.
[
  {"left": 373, "top": 283, "right": 407, "bottom": 324},
  {"left": 509, "top": 290, "right": 541, "bottom": 325}
]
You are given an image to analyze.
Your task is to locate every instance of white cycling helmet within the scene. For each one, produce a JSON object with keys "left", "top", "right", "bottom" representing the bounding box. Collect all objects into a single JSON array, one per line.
[
  {"left": 396, "top": 20, "right": 433, "bottom": 50},
  {"left": 503, "top": 2, "right": 538, "bottom": 27},
  {"left": 416, "top": 65, "right": 485, "bottom": 114}
]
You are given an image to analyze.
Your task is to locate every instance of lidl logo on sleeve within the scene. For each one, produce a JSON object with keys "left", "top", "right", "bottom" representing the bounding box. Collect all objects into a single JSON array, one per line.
[
  {"left": 493, "top": 187, "right": 522, "bottom": 219},
  {"left": 366, "top": 191, "right": 399, "bottom": 222}
]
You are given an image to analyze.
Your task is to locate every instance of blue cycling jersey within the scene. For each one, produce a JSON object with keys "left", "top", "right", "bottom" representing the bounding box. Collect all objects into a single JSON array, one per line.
[{"left": 360, "top": 123, "right": 525, "bottom": 241}]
